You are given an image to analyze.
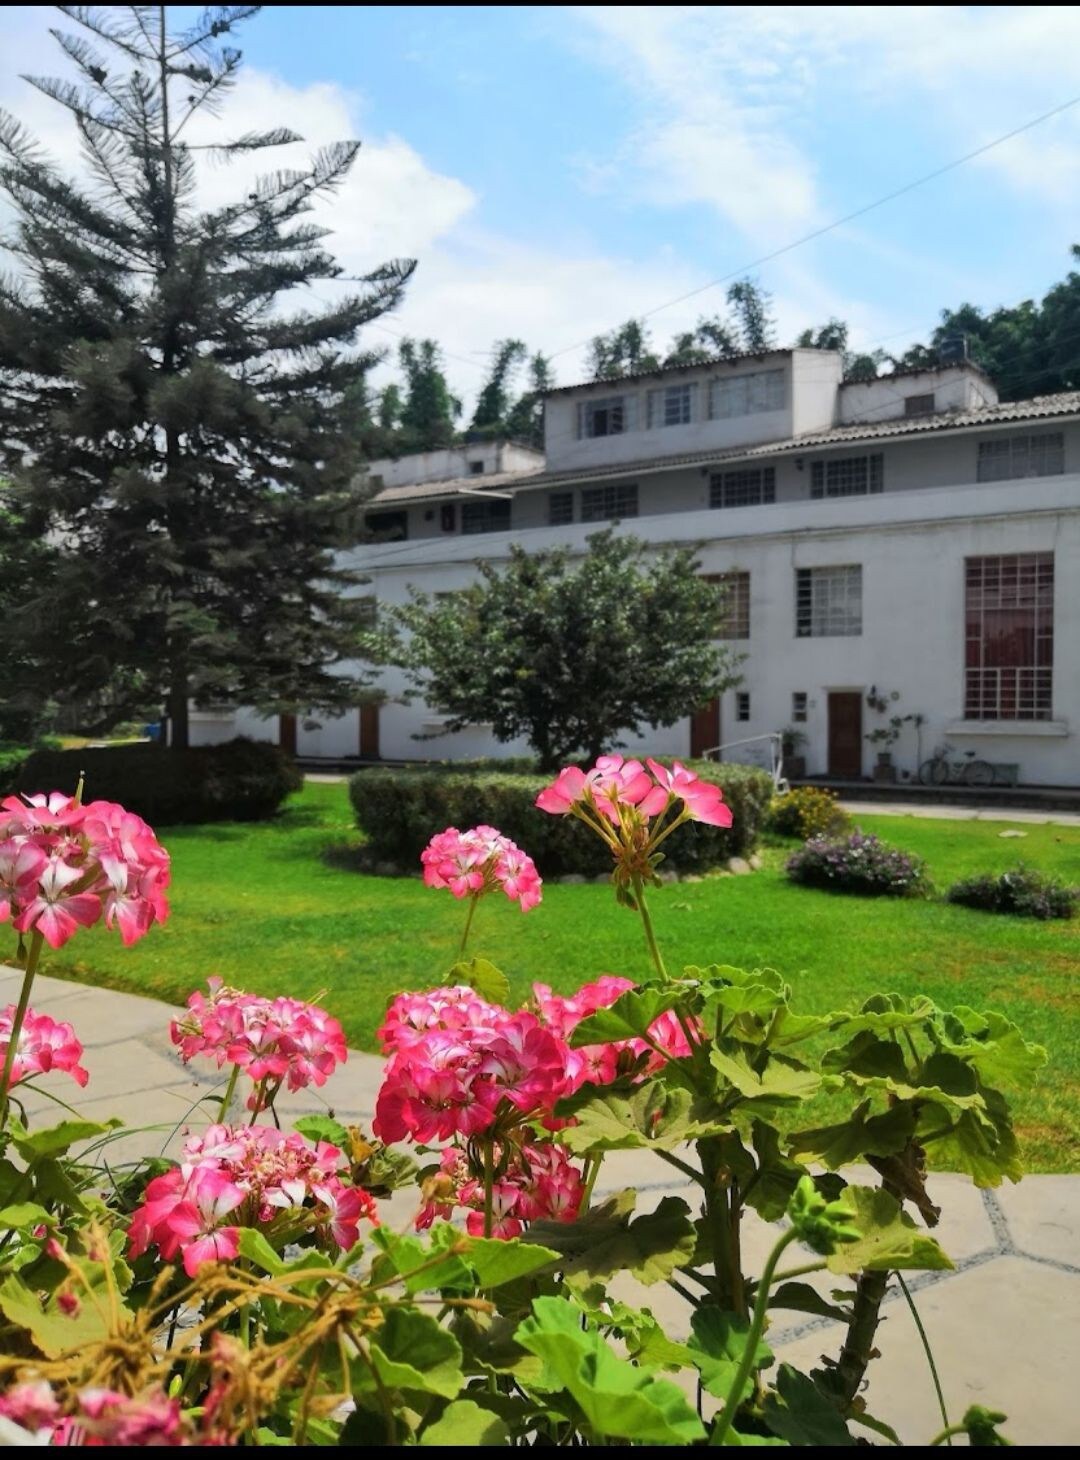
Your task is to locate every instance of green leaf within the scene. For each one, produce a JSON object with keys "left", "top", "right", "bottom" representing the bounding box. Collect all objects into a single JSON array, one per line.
[
  {"left": 515, "top": 1296, "right": 706, "bottom": 1445},
  {"left": 695, "top": 964, "right": 790, "bottom": 1022},
  {"left": 448, "top": 957, "right": 510, "bottom": 1007},
  {"left": 745, "top": 1121, "right": 807, "bottom": 1222},
  {"left": 0, "top": 1268, "right": 131, "bottom": 1359},
  {"left": 526, "top": 1193, "right": 695, "bottom": 1289},
  {"left": 569, "top": 987, "right": 681, "bottom": 1047},
  {"left": 788, "top": 1099, "right": 917, "bottom": 1171},
  {"left": 917, "top": 1089, "right": 1023, "bottom": 1187},
  {"left": 769, "top": 1281, "right": 854, "bottom": 1324},
  {"left": 687, "top": 1307, "right": 773, "bottom": 1399},
  {"left": 293, "top": 1114, "right": 351, "bottom": 1149},
  {"left": 824, "top": 1186, "right": 953, "bottom": 1274},
  {"left": 31, "top": 1158, "right": 88, "bottom": 1216},
  {"left": 933, "top": 1007, "right": 1047, "bottom": 1092},
  {"left": 9, "top": 1118, "right": 120, "bottom": 1160},
  {"left": 557, "top": 1083, "right": 730, "bottom": 1155},
  {"left": 370, "top": 1226, "right": 473, "bottom": 1294},
  {"left": 710, "top": 1046, "right": 822, "bottom": 1109},
  {"left": 236, "top": 1227, "right": 286, "bottom": 1276},
  {"left": 456, "top": 1233, "right": 559, "bottom": 1288},
  {"left": 420, "top": 1399, "right": 508, "bottom": 1447},
  {"left": 366, "top": 1308, "right": 464, "bottom": 1400},
  {"left": 762, "top": 1364, "right": 854, "bottom": 1446},
  {"left": 0, "top": 1201, "right": 54, "bottom": 1229}
]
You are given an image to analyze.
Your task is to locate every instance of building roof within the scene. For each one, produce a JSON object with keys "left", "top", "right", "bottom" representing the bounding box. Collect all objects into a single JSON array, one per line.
[
  {"left": 540, "top": 347, "right": 804, "bottom": 395},
  {"left": 365, "top": 390, "right": 1080, "bottom": 508}
]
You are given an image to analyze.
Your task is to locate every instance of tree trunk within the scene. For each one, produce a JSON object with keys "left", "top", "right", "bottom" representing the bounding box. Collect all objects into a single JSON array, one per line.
[{"left": 168, "top": 673, "right": 190, "bottom": 750}]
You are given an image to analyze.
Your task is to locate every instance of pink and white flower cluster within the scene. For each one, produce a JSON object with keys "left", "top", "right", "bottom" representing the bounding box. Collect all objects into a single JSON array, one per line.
[
  {"left": 536, "top": 754, "right": 732, "bottom": 829},
  {"left": 417, "top": 1140, "right": 584, "bottom": 1238},
  {"left": 0, "top": 792, "right": 170, "bottom": 949},
  {"left": 421, "top": 825, "right": 542, "bottom": 911},
  {"left": 128, "top": 1123, "right": 377, "bottom": 1276},
  {"left": 170, "top": 978, "right": 348, "bottom": 1107},
  {"left": 0, "top": 1380, "right": 186, "bottom": 1447},
  {"left": 0, "top": 1004, "right": 88, "bottom": 1090}
]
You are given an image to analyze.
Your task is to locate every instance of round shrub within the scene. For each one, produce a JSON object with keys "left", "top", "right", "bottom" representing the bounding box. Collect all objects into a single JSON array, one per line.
[
  {"left": 767, "top": 786, "right": 850, "bottom": 840},
  {"left": 786, "top": 829, "right": 929, "bottom": 898},
  {"left": 1, "top": 737, "right": 301, "bottom": 825},
  {"left": 947, "top": 865, "right": 1077, "bottom": 920},
  {"left": 348, "top": 759, "right": 773, "bottom": 877}
]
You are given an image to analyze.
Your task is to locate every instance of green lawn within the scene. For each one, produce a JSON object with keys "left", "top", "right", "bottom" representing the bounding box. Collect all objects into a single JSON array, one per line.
[{"left": 40, "top": 781, "right": 1080, "bottom": 1170}]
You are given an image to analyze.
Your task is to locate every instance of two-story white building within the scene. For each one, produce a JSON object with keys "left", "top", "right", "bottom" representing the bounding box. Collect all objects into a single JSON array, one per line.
[{"left": 207, "top": 347, "right": 1080, "bottom": 786}]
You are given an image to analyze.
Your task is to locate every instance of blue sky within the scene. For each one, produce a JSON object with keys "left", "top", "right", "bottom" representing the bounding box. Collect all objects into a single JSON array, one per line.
[{"left": 5, "top": 5, "right": 1080, "bottom": 405}]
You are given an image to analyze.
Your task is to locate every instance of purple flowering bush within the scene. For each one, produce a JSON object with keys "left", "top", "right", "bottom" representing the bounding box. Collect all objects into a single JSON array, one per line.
[
  {"left": 786, "top": 829, "right": 930, "bottom": 898},
  {"left": 947, "top": 865, "right": 1077, "bottom": 920}
]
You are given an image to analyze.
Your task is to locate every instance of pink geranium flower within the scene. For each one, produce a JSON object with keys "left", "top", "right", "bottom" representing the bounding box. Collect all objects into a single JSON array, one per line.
[
  {"left": 0, "top": 1005, "right": 89, "bottom": 1089},
  {"left": 420, "top": 825, "right": 542, "bottom": 911},
  {"left": 13, "top": 859, "right": 101, "bottom": 948},
  {"left": 646, "top": 759, "right": 734, "bottom": 827}
]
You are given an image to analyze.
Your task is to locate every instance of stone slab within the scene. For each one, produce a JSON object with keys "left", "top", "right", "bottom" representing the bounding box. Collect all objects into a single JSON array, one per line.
[{"left": 996, "top": 1173, "right": 1080, "bottom": 1269}]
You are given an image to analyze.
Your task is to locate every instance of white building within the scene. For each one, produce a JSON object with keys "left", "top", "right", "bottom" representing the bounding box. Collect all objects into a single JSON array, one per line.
[{"left": 207, "top": 347, "right": 1080, "bottom": 787}]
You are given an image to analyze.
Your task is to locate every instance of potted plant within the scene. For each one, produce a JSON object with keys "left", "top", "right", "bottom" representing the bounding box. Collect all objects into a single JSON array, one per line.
[
  {"left": 865, "top": 718, "right": 903, "bottom": 782},
  {"left": 781, "top": 726, "right": 807, "bottom": 779}
]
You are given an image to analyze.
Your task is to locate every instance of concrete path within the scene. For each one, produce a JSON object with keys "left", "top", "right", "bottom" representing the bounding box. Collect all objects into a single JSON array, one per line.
[
  {"left": 3, "top": 966, "right": 1077, "bottom": 1446},
  {"left": 841, "top": 799, "right": 1080, "bottom": 827}
]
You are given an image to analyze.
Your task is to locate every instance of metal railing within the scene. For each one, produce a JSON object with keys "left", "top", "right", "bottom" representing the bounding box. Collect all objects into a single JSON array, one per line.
[{"left": 702, "top": 731, "right": 790, "bottom": 794}]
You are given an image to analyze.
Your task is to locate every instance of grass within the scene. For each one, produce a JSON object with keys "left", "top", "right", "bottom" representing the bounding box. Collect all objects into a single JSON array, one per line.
[{"left": 36, "top": 781, "right": 1080, "bottom": 1171}]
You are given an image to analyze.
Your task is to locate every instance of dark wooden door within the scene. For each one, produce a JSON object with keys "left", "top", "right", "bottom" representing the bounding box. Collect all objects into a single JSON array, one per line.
[
  {"left": 689, "top": 697, "right": 721, "bottom": 759},
  {"left": 827, "top": 692, "right": 863, "bottom": 778},
  {"left": 279, "top": 713, "right": 297, "bottom": 756},
  {"left": 359, "top": 702, "right": 380, "bottom": 760}
]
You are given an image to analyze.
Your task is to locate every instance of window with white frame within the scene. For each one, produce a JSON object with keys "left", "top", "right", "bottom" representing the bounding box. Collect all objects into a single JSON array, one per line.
[
  {"left": 703, "top": 571, "right": 750, "bottom": 639},
  {"left": 709, "top": 466, "right": 776, "bottom": 509},
  {"left": 796, "top": 565, "right": 862, "bottom": 637},
  {"left": 708, "top": 369, "right": 784, "bottom": 420},
  {"left": 580, "top": 483, "right": 638, "bottom": 522},
  {"left": 976, "top": 432, "right": 1065, "bottom": 483},
  {"left": 791, "top": 691, "right": 808, "bottom": 722},
  {"left": 549, "top": 491, "right": 574, "bottom": 526},
  {"left": 580, "top": 396, "right": 629, "bottom": 438},
  {"left": 647, "top": 382, "right": 696, "bottom": 428},
  {"left": 810, "top": 454, "right": 884, "bottom": 498},
  {"left": 736, "top": 691, "right": 751, "bottom": 722},
  {"left": 964, "top": 553, "right": 1054, "bottom": 720}
]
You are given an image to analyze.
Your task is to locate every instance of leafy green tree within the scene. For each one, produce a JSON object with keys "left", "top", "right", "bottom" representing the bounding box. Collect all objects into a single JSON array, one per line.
[
  {"left": 469, "top": 338, "right": 527, "bottom": 439},
  {"left": 504, "top": 352, "right": 554, "bottom": 448},
  {"left": 0, "top": 4, "right": 413, "bottom": 747},
  {"left": 727, "top": 279, "right": 775, "bottom": 353},
  {"left": 795, "top": 320, "right": 887, "bottom": 382},
  {"left": 367, "top": 530, "right": 743, "bottom": 770},
  {"left": 587, "top": 320, "right": 662, "bottom": 380},
  {"left": 397, "top": 338, "right": 462, "bottom": 450}
]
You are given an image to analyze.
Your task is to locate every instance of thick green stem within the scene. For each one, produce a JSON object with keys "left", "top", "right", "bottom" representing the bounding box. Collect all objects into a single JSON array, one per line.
[
  {"left": 580, "top": 1154, "right": 603, "bottom": 1213},
  {"left": 711, "top": 1227, "right": 798, "bottom": 1446},
  {"left": 459, "top": 894, "right": 480, "bottom": 957},
  {"left": 834, "top": 1266, "right": 890, "bottom": 1405},
  {"left": 631, "top": 876, "right": 668, "bottom": 982},
  {"left": 217, "top": 1063, "right": 241, "bottom": 1123},
  {"left": 697, "top": 1137, "right": 745, "bottom": 1317},
  {"left": 0, "top": 930, "right": 45, "bottom": 1134},
  {"left": 482, "top": 1139, "right": 495, "bottom": 1238}
]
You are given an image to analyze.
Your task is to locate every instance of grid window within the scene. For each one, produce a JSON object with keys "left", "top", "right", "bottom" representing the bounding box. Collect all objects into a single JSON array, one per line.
[
  {"left": 461, "top": 498, "right": 511, "bottom": 535},
  {"left": 976, "top": 433, "right": 1065, "bottom": 483},
  {"left": 710, "top": 466, "right": 776, "bottom": 509},
  {"left": 904, "top": 393, "right": 935, "bottom": 417},
  {"left": 648, "top": 382, "right": 696, "bottom": 427},
  {"left": 704, "top": 571, "right": 750, "bottom": 639},
  {"left": 581, "top": 483, "right": 638, "bottom": 522},
  {"left": 792, "top": 691, "right": 808, "bottom": 722},
  {"left": 366, "top": 510, "right": 408, "bottom": 541},
  {"left": 709, "top": 368, "right": 785, "bottom": 419},
  {"left": 964, "top": 553, "right": 1054, "bottom": 720},
  {"left": 810, "top": 455, "right": 884, "bottom": 498},
  {"left": 796, "top": 565, "right": 862, "bottom": 637},
  {"left": 736, "top": 691, "right": 751, "bottom": 722},
  {"left": 581, "top": 396, "right": 628, "bottom": 438},
  {"left": 549, "top": 491, "right": 574, "bottom": 526},
  {"left": 468, "top": 460, "right": 485, "bottom": 476}
]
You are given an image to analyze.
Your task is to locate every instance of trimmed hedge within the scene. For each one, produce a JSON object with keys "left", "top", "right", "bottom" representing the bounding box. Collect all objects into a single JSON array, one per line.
[
  {"left": 1, "top": 737, "right": 302, "bottom": 825},
  {"left": 348, "top": 760, "right": 773, "bottom": 877}
]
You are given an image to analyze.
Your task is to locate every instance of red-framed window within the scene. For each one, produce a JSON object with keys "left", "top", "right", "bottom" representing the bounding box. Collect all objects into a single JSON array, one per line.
[{"left": 964, "top": 553, "right": 1054, "bottom": 720}]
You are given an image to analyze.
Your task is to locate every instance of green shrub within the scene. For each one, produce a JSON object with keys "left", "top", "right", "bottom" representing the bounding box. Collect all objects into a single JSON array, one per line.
[
  {"left": 767, "top": 785, "right": 850, "bottom": 840},
  {"left": 1, "top": 737, "right": 302, "bottom": 825},
  {"left": 947, "top": 865, "right": 1077, "bottom": 920},
  {"left": 348, "top": 759, "right": 773, "bottom": 876},
  {"left": 786, "top": 830, "right": 929, "bottom": 898}
]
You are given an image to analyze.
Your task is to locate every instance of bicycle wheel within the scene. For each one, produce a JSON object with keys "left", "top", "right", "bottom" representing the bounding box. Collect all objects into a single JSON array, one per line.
[
  {"left": 964, "top": 759, "right": 994, "bottom": 787},
  {"left": 919, "top": 757, "right": 948, "bottom": 786}
]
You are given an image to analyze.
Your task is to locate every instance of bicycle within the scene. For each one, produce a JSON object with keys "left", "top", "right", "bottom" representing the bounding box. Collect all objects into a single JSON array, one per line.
[{"left": 918, "top": 744, "right": 995, "bottom": 787}]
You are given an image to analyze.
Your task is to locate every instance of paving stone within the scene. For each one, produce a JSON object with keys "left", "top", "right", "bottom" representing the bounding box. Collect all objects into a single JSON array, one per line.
[{"left": 995, "top": 1173, "right": 1080, "bottom": 1268}]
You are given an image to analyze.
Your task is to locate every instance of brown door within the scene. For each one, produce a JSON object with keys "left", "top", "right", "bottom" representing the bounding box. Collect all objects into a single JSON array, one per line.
[
  {"left": 689, "top": 697, "right": 721, "bottom": 759},
  {"left": 359, "top": 702, "right": 380, "bottom": 760},
  {"left": 827, "top": 692, "right": 863, "bottom": 778},
  {"left": 279, "top": 713, "right": 297, "bottom": 756}
]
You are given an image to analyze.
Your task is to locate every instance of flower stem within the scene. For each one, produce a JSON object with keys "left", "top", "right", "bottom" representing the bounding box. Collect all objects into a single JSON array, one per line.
[
  {"left": 0, "top": 930, "right": 45, "bottom": 1134},
  {"left": 459, "top": 894, "right": 480, "bottom": 958},
  {"left": 217, "top": 1063, "right": 241, "bottom": 1123},
  {"left": 898, "top": 1273, "right": 951, "bottom": 1443},
  {"left": 632, "top": 876, "right": 668, "bottom": 982},
  {"left": 482, "top": 1138, "right": 495, "bottom": 1238},
  {"left": 711, "top": 1226, "right": 798, "bottom": 1446}
]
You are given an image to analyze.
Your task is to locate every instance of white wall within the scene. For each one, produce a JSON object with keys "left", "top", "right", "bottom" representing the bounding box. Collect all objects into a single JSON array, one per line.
[
  {"left": 838, "top": 366, "right": 998, "bottom": 424},
  {"left": 366, "top": 441, "right": 543, "bottom": 489}
]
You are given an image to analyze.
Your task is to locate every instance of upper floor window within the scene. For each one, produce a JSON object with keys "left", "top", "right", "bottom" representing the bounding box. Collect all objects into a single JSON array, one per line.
[
  {"left": 810, "top": 454, "right": 884, "bottom": 499},
  {"left": 710, "top": 466, "right": 776, "bottom": 509},
  {"left": 581, "top": 483, "right": 638, "bottom": 522},
  {"left": 904, "top": 393, "right": 935, "bottom": 417},
  {"left": 796, "top": 565, "right": 862, "bottom": 637},
  {"left": 461, "top": 498, "right": 511, "bottom": 535},
  {"left": 468, "top": 460, "right": 485, "bottom": 476},
  {"left": 647, "top": 382, "right": 696, "bottom": 428},
  {"left": 708, "top": 368, "right": 784, "bottom": 420},
  {"left": 704, "top": 571, "right": 750, "bottom": 639},
  {"left": 365, "top": 510, "right": 408, "bottom": 542},
  {"left": 976, "top": 432, "right": 1064, "bottom": 483},
  {"left": 965, "top": 553, "right": 1054, "bottom": 721},
  {"left": 549, "top": 491, "right": 574, "bottom": 526},
  {"left": 579, "top": 396, "right": 629, "bottom": 438}
]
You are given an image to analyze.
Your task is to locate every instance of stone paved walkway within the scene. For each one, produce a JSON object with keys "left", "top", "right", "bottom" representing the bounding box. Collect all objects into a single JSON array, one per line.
[{"left": 4, "top": 967, "right": 1077, "bottom": 1446}]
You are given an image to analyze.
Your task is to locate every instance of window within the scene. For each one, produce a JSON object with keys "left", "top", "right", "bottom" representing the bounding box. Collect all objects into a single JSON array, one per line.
[
  {"left": 796, "top": 565, "right": 862, "bottom": 637},
  {"left": 964, "top": 553, "right": 1053, "bottom": 720},
  {"left": 647, "top": 383, "right": 696, "bottom": 428},
  {"left": 366, "top": 510, "right": 408, "bottom": 542},
  {"left": 904, "top": 393, "right": 935, "bottom": 417},
  {"left": 469, "top": 460, "right": 485, "bottom": 476},
  {"left": 736, "top": 692, "right": 751, "bottom": 722},
  {"left": 791, "top": 691, "right": 808, "bottom": 723},
  {"left": 440, "top": 503, "right": 457, "bottom": 533},
  {"left": 710, "top": 466, "right": 776, "bottom": 509},
  {"left": 581, "top": 396, "right": 628, "bottom": 438},
  {"left": 461, "top": 498, "right": 511, "bottom": 535},
  {"left": 976, "top": 432, "right": 1064, "bottom": 483},
  {"left": 708, "top": 369, "right": 784, "bottom": 419},
  {"left": 704, "top": 571, "right": 750, "bottom": 639},
  {"left": 549, "top": 491, "right": 574, "bottom": 526},
  {"left": 810, "top": 455, "right": 884, "bottom": 499},
  {"left": 581, "top": 483, "right": 638, "bottom": 522},
  {"left": 356, "top": 597, "right": 377, "bottom": 630}
]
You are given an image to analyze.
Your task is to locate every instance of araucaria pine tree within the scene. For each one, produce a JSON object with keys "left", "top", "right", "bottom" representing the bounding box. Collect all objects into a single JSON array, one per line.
[{"left": 0, "top": 5, "right": 414, "bottom": 745}]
